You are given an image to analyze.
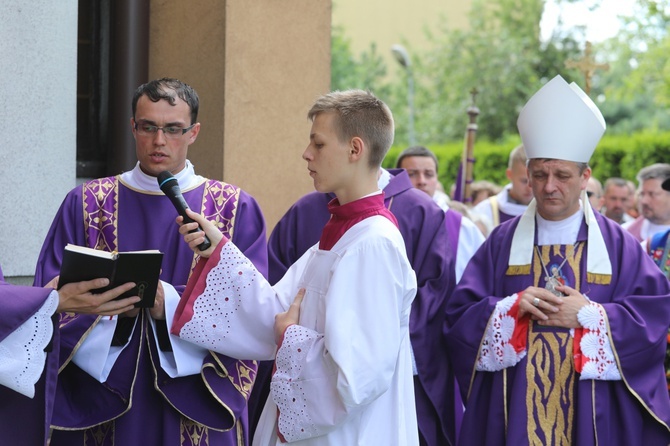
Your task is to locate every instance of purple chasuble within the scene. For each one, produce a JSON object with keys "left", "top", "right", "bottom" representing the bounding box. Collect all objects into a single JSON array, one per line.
[
  {"left": 0, "top": 276, "right": 59, "bottom": 446},
  {"left": 445, "top": 212, "right": 670, "bottom": 445},
  {"left": 444, "top": 209, "right": 462, "bottom": 262},
  {"left": 258, "top": 168, "right": 459, "bottom": 445},
  {"left": 33, "top": 176, "right": 268, "bottom": 446}
]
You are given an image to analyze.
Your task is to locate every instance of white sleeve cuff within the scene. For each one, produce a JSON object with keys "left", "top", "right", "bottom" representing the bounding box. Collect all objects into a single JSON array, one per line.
[
  {"left": 476, "top": 294, "right": 527, "bottom": 372},
  {"left": 0, "top": 290, "right": 58, "bottom": 397},
  {"left": 152, "top": 282, "right": 208, "bottom": 378},
  {"left": 72, "top": 314, "right": 135, "bottom": 383}
]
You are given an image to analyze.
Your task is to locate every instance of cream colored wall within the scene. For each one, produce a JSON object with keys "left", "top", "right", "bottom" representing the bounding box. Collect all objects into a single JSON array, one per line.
[
  {"left": 149, "top": 0, "right": 331, "bottom": 233},
  {"left": 333, "top": 0, "right": 470, "bottom": 72}
]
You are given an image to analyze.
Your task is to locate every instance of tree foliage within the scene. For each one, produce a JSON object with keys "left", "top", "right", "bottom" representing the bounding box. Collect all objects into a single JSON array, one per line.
[
  {"left": 411, "top": 0, "right": 585, "bottom": 145},
  {"left": 331, "top": 0, "right": 670, "bottom": 154},
  {"left": 330, "top": 25, "right": 391, "bottom": 97},
  {"left": 596, "top": 0, "right": 670, "bottom": 134}
]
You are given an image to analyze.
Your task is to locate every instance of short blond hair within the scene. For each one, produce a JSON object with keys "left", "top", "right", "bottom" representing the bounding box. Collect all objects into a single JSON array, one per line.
[
  {"left": 508, "top": 144, "right": 527, "bottom": 169},
  {"left": 308, "top": 90, "right": 394, "bottom": 169}
]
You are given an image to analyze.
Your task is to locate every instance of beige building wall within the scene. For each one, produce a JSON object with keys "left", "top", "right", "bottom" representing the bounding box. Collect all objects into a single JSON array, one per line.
[
  {"left": 149, "top": 0, "right": 331, "bottom": 233},
  {"left": 333, "top": 0, "right": 470, "bottom": 73}
]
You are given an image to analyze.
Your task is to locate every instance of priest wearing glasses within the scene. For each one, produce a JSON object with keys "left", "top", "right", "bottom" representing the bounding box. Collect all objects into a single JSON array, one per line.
[
  {"left": 33, "top": 78, "right": 268, "bottom": 446},
  {"left": 445, "top": 75, "right": 670, "bottom": 445}
]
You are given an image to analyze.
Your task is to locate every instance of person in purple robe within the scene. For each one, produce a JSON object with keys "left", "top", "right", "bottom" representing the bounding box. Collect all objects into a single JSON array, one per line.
[
  {"left": 445, "top": 75, "right": 670, "bottom": 445},
  {"left": 394, "top": 145, "right": 485, "bottom": 281},
  {"left": 247, "top": 166, "right": 459, "bottom": 445},
  {"left": 0, "top": 264, "right": 139, "bottom": 446},
  {"left": 33, "top": 78, "right": 268, "bottom": 446}
]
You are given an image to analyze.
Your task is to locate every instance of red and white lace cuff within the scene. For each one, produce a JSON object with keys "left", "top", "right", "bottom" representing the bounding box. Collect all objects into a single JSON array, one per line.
[
  {"left": 576, "top": 300, "right": 621, "bottom": 381},
  {"left": 476, "top": 294, "right": 527, "bottom": 372}
]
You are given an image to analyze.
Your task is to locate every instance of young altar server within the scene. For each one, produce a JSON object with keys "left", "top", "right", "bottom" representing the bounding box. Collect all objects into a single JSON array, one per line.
[{"left": 171, "top": 90, "right": 419, "bottom": 446}]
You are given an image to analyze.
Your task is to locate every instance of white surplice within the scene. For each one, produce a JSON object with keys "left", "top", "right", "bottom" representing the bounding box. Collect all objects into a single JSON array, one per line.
[{"left": 175, "top": 215, "right": 419, "bottom": 445}]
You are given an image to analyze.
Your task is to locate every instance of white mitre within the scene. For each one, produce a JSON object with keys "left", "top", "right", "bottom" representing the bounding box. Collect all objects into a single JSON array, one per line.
[{"left": 509, "top": 75, "right": 611, "bottom": 283}]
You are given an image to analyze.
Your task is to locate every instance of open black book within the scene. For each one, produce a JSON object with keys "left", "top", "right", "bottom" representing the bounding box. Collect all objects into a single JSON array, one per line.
[{"left": 58, "top": 244, "right": 164, "bottom": 308}]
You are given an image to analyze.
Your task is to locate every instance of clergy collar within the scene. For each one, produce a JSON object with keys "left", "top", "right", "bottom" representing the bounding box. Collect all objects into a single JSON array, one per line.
[
  {"left": 120, "top": 160, "right": 206, "bottom": 192},
  {"left": 508, "top": 190, "right": 611, "bottom": 281}
]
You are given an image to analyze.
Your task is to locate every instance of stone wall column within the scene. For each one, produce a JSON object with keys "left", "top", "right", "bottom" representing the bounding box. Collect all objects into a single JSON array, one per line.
[{"left": 149, "top": 0, "right": 332, "bottom": 232}]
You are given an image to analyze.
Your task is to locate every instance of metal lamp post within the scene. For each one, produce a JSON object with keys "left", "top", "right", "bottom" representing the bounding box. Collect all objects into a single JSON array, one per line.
[{"left": 391, "top": 44, "right": 416, "bottom": 146}]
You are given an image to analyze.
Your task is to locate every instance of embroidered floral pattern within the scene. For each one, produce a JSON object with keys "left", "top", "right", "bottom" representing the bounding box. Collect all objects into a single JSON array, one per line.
[
  {"left": 272, "top": 325, "right": 321, "bottom": 442},
  {"left": 179, "top": 243, "right": 258, "bottom": 350},
  {"left": 577, "top": 301, "right": 621, "bottom": 380},
  {"left": 477, "top": 294, "right": 527, "bottom": 372}
]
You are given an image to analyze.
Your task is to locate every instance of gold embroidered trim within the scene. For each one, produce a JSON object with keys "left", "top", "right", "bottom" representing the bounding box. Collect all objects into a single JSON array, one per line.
[
  {"left": 506, "top": 264, "right": 531, "bottom": 275},
  {"left": 587, "top": 272, "right": 612, "bottom": 285},
  {"left": 181, "top": 418, "right": 209, "bottom": 445},
  {"left": 525, "top": 325, "right": 574, "bottom": 444},
  {"left": 189, "top": 181, "right": 241, "bottom": 277},
  {"left": 82, "top": 177, "right": 119, "bottom": 252}
]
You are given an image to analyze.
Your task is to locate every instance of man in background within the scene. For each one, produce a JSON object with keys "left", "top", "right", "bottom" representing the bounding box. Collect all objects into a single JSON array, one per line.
[
  {"left": 473, "top": 144, "right": 533, "bottom": 229},
  {"left": 586, "top": 176, "right": 604, "bottom": 211},
  {"left": 623, "top": 163, "right": 670, "bottom": 241},
  {"left": 601, "top": 177, "right": 634, "bottom": 224},
  {"left": 396, "top": 145, "right": 484, "bottom": 282}
]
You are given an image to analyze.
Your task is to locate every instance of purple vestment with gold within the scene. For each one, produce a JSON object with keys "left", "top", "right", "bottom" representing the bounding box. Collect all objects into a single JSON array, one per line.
[
  {"left": 445, "top": 212, "right": 670, "bottom": 445},
  {"left": 255, "top": 169, "right": 459, "bottom": 445},
  {"left": 0, "top": 266, "right": 60, "bottom": 446},
  {"left": 33, "top": 174, "right": 268, "bottom": 446}
]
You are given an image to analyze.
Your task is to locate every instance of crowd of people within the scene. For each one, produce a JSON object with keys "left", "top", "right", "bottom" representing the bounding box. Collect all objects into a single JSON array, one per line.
[{"left": 1, "top": 75, "right": 670, "bottom": 445}]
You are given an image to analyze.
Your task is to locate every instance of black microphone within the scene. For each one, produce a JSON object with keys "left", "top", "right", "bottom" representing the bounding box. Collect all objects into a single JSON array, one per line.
[{"left": 157, "top": 171, "right": 212, "bottom": 251}]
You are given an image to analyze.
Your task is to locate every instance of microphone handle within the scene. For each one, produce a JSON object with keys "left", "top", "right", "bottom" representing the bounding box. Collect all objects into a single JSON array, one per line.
[
  {"left": 183, "top": 216, "right": 212, "bottom": 251},
  {"left": 167, "top": 193, "right": 212, "bottom": 251}
]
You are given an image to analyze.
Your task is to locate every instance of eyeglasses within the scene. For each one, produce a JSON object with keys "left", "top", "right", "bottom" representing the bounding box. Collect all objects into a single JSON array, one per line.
[{"left": 134, "top": 121, "right": 195, "bottom": 139}]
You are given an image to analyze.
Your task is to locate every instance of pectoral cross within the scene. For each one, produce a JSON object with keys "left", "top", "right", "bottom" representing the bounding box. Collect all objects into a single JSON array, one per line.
[{"left": 565, "top": 41, "right": 609, "bottom": 96}]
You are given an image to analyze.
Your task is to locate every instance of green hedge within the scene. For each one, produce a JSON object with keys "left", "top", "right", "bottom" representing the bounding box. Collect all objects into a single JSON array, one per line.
[{"left": 383, "top": 131, "right": 670, "bottom": 190}]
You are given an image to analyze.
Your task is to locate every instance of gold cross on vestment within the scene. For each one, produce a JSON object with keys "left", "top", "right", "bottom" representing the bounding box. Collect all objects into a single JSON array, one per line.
[{"left": 565, "top": 41, "right": 609, "bottom": 96}]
